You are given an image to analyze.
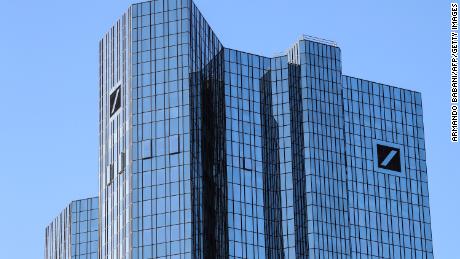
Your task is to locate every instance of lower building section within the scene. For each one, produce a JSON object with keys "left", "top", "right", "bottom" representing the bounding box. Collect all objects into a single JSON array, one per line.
[{"left": 45, "top": 197, "right": 98, "bottom": 259}]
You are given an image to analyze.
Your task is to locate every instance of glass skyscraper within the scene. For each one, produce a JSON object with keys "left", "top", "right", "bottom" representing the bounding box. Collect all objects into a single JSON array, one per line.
[
  {"left": 44, "top": 197, "right": 99, "bottom": 259},
  {"left": 45, "top": 0, "right": 434, "bottom": 259}
]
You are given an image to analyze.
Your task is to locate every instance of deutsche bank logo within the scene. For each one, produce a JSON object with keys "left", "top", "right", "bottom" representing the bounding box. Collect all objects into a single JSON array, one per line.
[
  {"left": 377, "top": 145, "right": 401, "bottom": 172},
  {"left": 374, "top": 141, "right": 405, "bottom": 175},
  {"left": 110, "top": 86, "right": 121, "bottom": 117}
]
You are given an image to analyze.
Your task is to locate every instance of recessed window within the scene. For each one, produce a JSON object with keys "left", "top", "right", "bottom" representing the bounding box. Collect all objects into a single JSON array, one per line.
[
  {"left": 106, "top": 164, "right": 114, "bottom": 185},
  {"left": 119, "top": 152, "right": 126, "bottom": 174},
  {"left": 242, "top": 158, "right": 252, "bottom": 171},
  {"left": 142, "top": 140, "right": 152, "bottom": 159},
  {"left": 169, "top": 135, "right": 180, "bottom": 154}
]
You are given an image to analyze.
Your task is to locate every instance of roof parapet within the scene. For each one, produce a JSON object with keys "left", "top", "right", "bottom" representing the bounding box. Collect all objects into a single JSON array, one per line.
[
  {"left": 300, "top": 34, "right": 338, "bottom": 47},
  {"left": 272, "top": 34, "right": 338, "bottom": 58}
]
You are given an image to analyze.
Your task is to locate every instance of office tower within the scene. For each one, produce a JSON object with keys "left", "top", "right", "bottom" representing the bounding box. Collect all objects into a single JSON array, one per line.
[
  {"left": 341, "top": 76, "right": 432, "bottom": 259},
  {"left": 44, "top": 197, "right": 98, "bottom": 259},
  {"left": 96, "top": 0, "right": 434, "bottom": 258}
]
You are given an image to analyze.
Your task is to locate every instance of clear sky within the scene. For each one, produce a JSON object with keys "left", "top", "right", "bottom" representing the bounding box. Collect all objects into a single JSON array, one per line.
[{"left": 0, "top": 0, "right": 454, "bottom": 258}]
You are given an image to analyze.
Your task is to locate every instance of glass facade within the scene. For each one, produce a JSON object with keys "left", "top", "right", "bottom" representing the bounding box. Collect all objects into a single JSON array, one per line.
[
  {"left": 41, "top": 1, "right": 438, "bottom": 259},
  {"left": 296, "top": 40, "right": 350, "bottom": 258},
  {"left": 342, "top": 77, "right": 433, "bottom": 259},
  {"left": 44, "top": 197, "right": 99, "bottom": 259}
]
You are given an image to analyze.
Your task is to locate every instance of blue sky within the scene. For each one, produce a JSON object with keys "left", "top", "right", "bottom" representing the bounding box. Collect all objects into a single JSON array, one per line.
[{"left": 0, "top": 0, "right": 454, "bottom": 258}]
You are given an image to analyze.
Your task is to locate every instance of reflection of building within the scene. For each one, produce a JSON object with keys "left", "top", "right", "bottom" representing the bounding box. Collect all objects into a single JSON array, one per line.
[
  {"left": 45, "top": 1, "right": 434, "bottom": 258},
  {"left": 44, "top": 197, "right": 98, "bottom": 259}
]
